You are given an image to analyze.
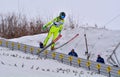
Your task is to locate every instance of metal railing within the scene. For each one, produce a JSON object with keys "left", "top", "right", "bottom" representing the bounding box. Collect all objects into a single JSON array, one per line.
[{"left": 0, "top": 39, "right": 120, "bottom": 77}]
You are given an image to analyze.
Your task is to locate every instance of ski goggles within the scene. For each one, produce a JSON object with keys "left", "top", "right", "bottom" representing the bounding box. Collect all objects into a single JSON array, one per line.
[{"left": 60, "top": 15, "right": 65, "bottom": 19}]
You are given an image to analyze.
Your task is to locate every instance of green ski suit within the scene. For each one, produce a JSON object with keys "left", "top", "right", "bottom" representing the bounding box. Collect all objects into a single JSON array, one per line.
[{"left": 43, "top": 17, "right": 64, "bottom": 49}]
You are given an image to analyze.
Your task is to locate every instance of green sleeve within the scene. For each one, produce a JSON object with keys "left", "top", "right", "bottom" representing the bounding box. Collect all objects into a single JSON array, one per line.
[
  {"left": 59, "top": 20, "right": 64, "bottom": 31},
  {"left": 60, "top": 25, "right": 63, "bottom": 31},
  {"left": 44, "top": 17, "right": 57, "bottom": 27}
]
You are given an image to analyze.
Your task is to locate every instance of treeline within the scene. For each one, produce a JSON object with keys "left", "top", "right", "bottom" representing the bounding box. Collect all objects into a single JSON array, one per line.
[
  {"left": 0, "top": 13, "right": 80, "bottom": 39},
  {"left": 0, "top": 13, "right": 46, "bottom": 39}
]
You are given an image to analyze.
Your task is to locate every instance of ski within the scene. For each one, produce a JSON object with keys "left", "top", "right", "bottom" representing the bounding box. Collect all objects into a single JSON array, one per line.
[
  {"left": 37, "top": 34, "right": 62, "bottom": 54},
  {"left": 54, "top": 34, "right": 79, "bottom": 50}
]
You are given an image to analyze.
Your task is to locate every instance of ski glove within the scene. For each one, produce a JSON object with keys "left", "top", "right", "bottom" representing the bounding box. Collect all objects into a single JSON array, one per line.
[
  {"left": 42, "top": 26, "right": 47, "bottom": 30},
  {"left": 59, "top": 30, "right": 61, "bottom": 35}
]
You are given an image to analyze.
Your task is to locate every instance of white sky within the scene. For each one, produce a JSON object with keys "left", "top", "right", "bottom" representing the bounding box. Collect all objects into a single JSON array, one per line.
[{"left": 0, "top": 0, "right": 120, "bottom": 30}]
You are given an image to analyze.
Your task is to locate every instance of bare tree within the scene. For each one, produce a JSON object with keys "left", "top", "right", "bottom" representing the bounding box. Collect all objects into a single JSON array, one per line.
[{"left": 0, "top": 13, "right": 44, "bottom": 39}]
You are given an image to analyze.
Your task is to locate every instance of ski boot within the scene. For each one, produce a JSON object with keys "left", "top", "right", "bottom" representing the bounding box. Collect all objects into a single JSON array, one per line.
[
  {"left": 51, "top": 46, "right": 55, "bottom": 50},
  {"left": 39, "top": 42, "right": 44, "bottom": 48}
]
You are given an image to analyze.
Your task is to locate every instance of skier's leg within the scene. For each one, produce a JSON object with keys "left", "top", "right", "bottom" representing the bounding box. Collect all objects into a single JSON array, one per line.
[
  {"left": 51, "top": 32, "right": 59, "bottom": 50},
  {"left": 43, "top": 32, "right": 52, "bottom": 47}
]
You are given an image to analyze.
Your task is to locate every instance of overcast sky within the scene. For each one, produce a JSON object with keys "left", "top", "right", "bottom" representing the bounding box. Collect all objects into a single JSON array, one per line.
[{"left": 0, "top": 0, "right": 120, "bottom": 30}]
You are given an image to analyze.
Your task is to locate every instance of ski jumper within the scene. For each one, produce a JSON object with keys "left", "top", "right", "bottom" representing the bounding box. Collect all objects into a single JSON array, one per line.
[{"left": 43, "top": 17, "right": 64, "bottom": 49}]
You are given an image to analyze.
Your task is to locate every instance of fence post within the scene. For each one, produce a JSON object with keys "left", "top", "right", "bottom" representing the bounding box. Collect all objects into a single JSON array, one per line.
[
  {"left": 44, "top": 50, "right": 48, "bottom": 59},
  {"left": 37, "top": 48, "right": 41, "bottom": 55},
  {"left": 86, "top": 61, "right": 91, "bottom": 70},
  {"left": 52, "top": 52, "right": 56, "bottom": 59},
  {"left": 96, "top": 64, "right": 101, "bottom": 74},
  {"left": 68, "top": 56, "right": 73, "bottom": 66},
  {"left": 0, "top": 40, "right": 2, "bottom": 46},
  {"left": 17, "top": 43, "right": 20, "bottom": 50},
  {"left": 24, "top": 45, "right": 27, "bottom": 53},
  {"left": 59, "top": 54, "right": 64, "bottom": 63},
  {"left": 30, "top": 47, "right": 34, "bottom": 54},
  {"left": 118, "top": 70, "right": 120, "bottom": 77},
  {"left": 106, "top": 66, "right": 111, "bottom": 77},
  {"left": 6, "top": 41, "right": 8, "bottom": 47},
  {"left": 11, "top": 42, "right": 14, "bottom": 50},
  {"left": 77, "top": 58, "right": 81, "bottom": 67}
]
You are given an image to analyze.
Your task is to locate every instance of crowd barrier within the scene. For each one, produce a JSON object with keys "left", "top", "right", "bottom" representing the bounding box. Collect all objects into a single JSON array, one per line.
[{"left": 0, "top": 39, "right": 120, "bottom": 77}]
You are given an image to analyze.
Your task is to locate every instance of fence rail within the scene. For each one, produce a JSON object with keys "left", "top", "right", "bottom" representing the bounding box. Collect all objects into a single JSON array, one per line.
[{"left": 0, "top": 39, "right": 120, "bottom": 77}]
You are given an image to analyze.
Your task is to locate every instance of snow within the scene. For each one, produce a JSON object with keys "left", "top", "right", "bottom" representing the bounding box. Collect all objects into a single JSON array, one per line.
[
  {"left": 1, "top": 27, "right": 117, "bottom": 77},
  {"left": 0, "top": 0, "right": 120, "bottom": 76},
  {"left": 9, "top": 27, "right": 120, "bottom": 64},
  {"left": 0, "top": 47, "right": 105, "bottom": 77}
]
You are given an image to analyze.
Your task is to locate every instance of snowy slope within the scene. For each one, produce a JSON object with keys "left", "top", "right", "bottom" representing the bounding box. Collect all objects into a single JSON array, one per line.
[
  {"left": 0, "top": 47, "right": 106, "bottom": 77},
  {"left": 9, "top": 27, "right": 120, "bottom": 64},
  {"left": 1, "top": 27, "right": 120, "bottom": 77}
]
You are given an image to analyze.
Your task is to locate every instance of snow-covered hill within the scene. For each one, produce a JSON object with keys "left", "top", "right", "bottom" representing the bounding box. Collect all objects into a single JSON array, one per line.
[
  {"left": 9, "top": 27, "right": 120, "bottom": 64},
  {"left": 1, "top": 27, "right": 120, "bottom": 77},
  {"left": 0, "top": 47, "right": 106, "bottom": 77}
]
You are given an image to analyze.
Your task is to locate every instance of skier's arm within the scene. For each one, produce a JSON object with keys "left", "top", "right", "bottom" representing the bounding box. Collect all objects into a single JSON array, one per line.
[
  {"left": 43, "top": 17, "right": 57, "bottom": 28},
  {"left": 59, "top": 26, "right": 62, "bottom": 34},
  {"left": 59, "top": 23, "right": 64, "bottom": 34},
  {"left": 58, "top": 19, "right": 64, "bottom": 34}
]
